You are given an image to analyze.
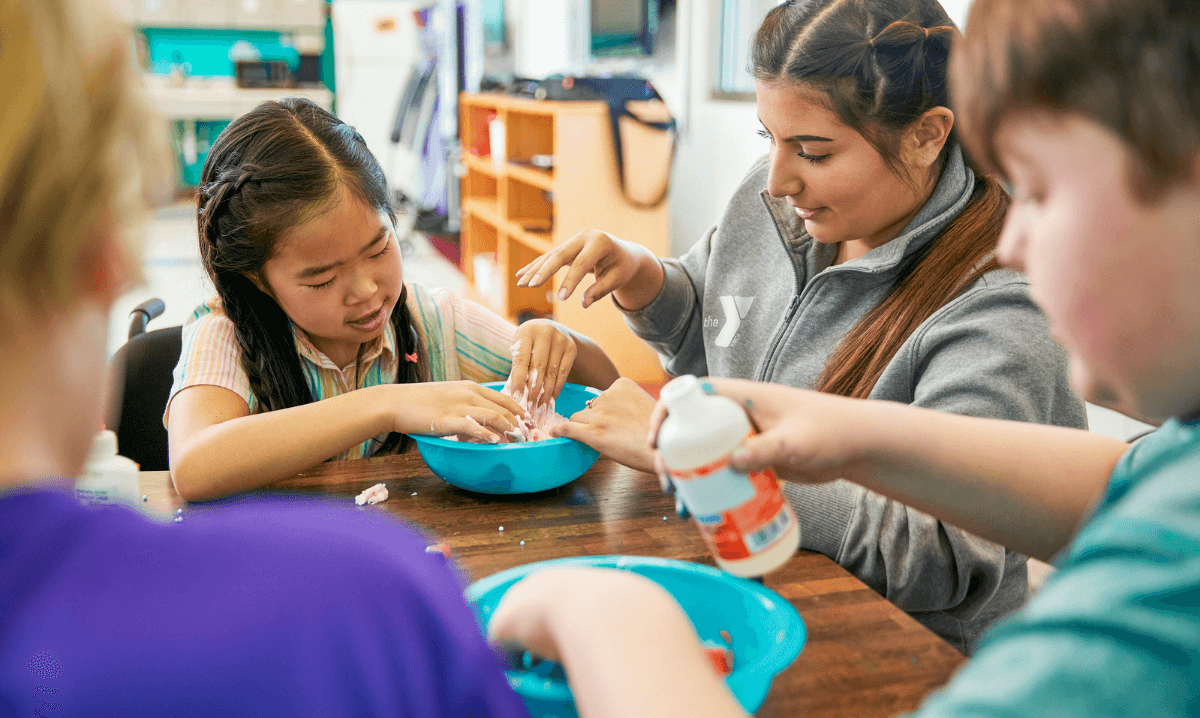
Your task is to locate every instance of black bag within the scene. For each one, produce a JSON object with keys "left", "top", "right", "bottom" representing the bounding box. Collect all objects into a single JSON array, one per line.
[{"left": 533, "top": 75, "right": 676, "bottom": 208}]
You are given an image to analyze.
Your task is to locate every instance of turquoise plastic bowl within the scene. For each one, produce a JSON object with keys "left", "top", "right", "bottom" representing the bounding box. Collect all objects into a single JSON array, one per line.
[
  {"left": 410, "top": 382, "right": 601, "bottom": 494},
  {"left": 466, "top": 555, "right": 806, "bottom": 716}
]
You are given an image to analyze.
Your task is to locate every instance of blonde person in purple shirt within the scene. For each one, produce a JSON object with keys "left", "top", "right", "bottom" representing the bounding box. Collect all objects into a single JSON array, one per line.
[{"left": 0, "top": 1, "right": 531, "bottom": 715}]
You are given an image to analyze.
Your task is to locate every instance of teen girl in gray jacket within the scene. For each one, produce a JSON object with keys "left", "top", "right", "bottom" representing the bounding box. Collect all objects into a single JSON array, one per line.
[{"left": 516, "top": 0, "right": 1086, "bottom": 653}]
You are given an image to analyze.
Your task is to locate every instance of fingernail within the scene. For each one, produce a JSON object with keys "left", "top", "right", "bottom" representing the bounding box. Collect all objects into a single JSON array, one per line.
[
  {"left": 658, "top": 473, "right": 670, "bottom": 493},
  {"left": 558, "top": 287, "right": 568, "bottom": 301},
  {"left": 729, "top": 448, "right": 748, "bottom": 466}
]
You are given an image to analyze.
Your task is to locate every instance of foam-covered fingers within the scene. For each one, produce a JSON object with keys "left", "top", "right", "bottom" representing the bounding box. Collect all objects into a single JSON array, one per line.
[
  {"left": 478, "top": 386, "right": 525, "bottom": 425},
  {"left": 471, "top": 408, "right": 522, "bottom": 441},
  {"left": 507, "top": 336, "right": 534, "bottom": 397},
  {"left": 526, "top": 336, "right": 553, "bottom": 405},
  {"left": 549, "top": 340, "right": 576, "bottom": 399},
  {"left": 438, "top": 415, "right": 503, "bottom": 443}
]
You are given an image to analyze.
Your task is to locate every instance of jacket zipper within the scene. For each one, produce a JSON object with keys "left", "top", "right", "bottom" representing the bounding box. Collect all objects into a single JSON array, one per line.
[{"left": 755, "top": 191, "right": 806, "bottom": 383}]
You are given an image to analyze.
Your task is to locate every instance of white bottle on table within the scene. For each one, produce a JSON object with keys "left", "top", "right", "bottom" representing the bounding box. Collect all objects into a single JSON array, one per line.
[
  {"left": 74, "top": 430, "right": 141, "bottom": 507},
  {"left": 657, "top": 375, "right": 800, "bottom": 578}
]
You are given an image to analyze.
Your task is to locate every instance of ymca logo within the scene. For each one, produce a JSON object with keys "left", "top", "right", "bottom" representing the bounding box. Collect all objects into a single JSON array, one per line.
[{"left": 708, "top": 295, "right": 755, "bottom": 347}]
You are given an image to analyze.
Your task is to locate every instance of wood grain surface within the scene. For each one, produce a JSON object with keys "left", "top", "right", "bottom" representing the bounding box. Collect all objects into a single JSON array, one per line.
[{"left": 140, "top": 449, "right": 964, "bottom": 717}]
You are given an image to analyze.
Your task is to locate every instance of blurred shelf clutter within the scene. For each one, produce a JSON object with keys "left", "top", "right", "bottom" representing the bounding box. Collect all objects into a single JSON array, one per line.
[
  {"left": 116, "top": 0, "right": 333, "bottom": 190},
  {"left": 459, "top": 92, "right": 671, "bottom": 383}
]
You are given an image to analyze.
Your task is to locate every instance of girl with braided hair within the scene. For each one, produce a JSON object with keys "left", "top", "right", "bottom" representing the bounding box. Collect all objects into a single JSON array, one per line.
[
  {"left": 515, "top": 0, "right": 1086, "bottom": 653},
  {"left": 166, "top": 98, "right": 619, "bottom": 501}
]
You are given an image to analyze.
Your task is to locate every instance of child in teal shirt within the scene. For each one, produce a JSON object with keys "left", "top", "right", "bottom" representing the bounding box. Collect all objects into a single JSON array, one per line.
[{"left": 485, "top": 0, "right": 1200, "bottom": 715}]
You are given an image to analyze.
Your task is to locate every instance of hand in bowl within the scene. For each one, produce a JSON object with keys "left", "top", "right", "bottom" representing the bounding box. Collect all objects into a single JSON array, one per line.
[
  {"left": 550, "top": 377, "right": 657, "bottom": 473},
  {"left": 393, "top": 381, "right": 524, "bottom": 443},
  {"left": 508, "top": 319, "right": 577, "bottom": 408}
]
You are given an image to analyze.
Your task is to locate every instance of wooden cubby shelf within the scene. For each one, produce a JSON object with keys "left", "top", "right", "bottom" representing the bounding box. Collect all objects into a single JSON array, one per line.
[{"left": 458, "top": 92, "right": 671, "bottom": 383}]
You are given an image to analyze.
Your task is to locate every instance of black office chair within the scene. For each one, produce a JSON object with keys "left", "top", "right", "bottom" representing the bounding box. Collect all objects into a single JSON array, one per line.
[{"left": 106, "top": 298, "right": 182, "bottom": 471}]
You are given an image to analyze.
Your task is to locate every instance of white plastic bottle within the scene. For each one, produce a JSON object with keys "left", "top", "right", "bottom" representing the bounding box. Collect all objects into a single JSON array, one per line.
[
  {"left": 74, "top": 430, "right": 141, "bottom": 507},
  {"left": 658, "top": 375, "right": 800, "bottom": 577}
]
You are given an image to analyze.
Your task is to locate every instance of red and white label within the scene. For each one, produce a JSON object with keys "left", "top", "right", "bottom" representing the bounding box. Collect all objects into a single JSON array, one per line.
[{"left": 670, "top": 451, "right": 792, "bottom": 561}]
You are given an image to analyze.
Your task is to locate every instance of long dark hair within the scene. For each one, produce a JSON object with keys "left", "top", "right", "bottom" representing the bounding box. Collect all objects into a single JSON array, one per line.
[
  {"left": 753, "top": 0, "right": 1009, "bottom": 399},
  {"left": 196, "top": 98, "right": 423, "bottom": 455}
]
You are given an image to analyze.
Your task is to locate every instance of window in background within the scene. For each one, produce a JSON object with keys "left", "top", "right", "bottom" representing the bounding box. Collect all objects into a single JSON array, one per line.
[
  {"left": 711, "top": 0, "right": 778, "bottom": 100},
  {"left": 592, "top": 0, "right": 657, "bottom": 56}
]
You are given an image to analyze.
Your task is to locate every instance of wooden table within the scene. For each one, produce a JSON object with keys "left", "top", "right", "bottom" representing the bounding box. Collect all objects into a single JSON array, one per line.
[{"left": 140, "top": 451, "right": 964, "bottom": 717}]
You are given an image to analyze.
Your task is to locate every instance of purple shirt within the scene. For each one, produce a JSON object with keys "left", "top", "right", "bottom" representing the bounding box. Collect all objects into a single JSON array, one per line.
[{"left": 0, "top": 486, "right": 530, "bottom": 718}]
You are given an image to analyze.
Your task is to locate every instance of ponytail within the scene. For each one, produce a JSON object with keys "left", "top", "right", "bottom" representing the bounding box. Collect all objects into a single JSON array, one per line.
[
  {"left": 814, "top": 172, "right": 1007, "bottom": 399},
  {"left": 752, "top": 0, "right": 1007, "bottom": 399}
]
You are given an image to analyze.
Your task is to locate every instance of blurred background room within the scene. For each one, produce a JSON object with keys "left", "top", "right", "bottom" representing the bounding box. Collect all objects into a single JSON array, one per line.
[{"left": 108, "top": 0, "right": 1152, "bottom": 443}]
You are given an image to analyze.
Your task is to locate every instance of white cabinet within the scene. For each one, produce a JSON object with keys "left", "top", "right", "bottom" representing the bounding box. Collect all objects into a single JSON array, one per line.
[
  {"left": 132, "top": 0, "right": 326, "bottom": 30},
  {"left": 136, "top": 0, "right": 185, "bottom": 25},
  {"left": 231, "top": 0, "right": 275, "bottom": 27},
  {"left": 275, "top": 0, "right": 325, "bottom": 29},
  {"left": 332, "top": 0, "right": 422, "bottom": 185},
  {"left": 185, "top": 0, "right": 233, "bottom": 27}
]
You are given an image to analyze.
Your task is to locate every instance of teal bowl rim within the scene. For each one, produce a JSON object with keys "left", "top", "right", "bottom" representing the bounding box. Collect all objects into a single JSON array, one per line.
[
  {"left": 408, "top": 382, "right": 601, "bottom": 451},
  {"left": 466, "top": 555, "right": 807, "bottom": 705}
]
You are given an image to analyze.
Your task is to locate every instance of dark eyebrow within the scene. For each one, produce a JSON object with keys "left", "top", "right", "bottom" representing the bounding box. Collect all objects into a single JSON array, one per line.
[
  {"left": 296, "top": 226, "right": 388, "bottom": 279},
  {"left": 758, "top": 118, "right": 833, "bottom": 143}
]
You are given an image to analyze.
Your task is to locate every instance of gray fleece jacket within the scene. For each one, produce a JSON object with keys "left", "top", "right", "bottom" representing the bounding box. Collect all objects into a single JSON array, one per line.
[{"left": 623, "top": 146, "right": 1087, "bottom": 653}]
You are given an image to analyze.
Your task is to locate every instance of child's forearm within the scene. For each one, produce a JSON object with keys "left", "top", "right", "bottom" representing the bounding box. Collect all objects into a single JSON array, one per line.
[
  {"left": 494, "top": 569, "right": 747, "bottom": 718},
  {"left": 563, "top": 328, "right": 620, "bottom": 390},
  {"left": 555, "top": 594, "right": 747, "bottom": 718},
  {"left": 858, "top": 402, "right": 1130, "bottom": 561},
  {"left": 170, "top": 386, "right": 393, "bottom": 501}
]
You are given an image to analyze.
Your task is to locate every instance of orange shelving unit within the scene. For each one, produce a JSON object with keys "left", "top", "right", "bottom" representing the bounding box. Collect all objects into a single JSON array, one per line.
[{"left": 458, "top": 92, "right": 671, "bottom": 384}]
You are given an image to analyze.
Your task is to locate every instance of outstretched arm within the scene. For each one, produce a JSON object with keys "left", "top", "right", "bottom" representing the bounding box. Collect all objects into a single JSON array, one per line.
[
  {"left": 656, "top": 379, "right": 1127, "bottom": 562},
  {"left": 168, "top": 381, "right": 523, "bottom": 501},
  {"left": 488, "top": 567, "right": 747, "bottom": 718}
]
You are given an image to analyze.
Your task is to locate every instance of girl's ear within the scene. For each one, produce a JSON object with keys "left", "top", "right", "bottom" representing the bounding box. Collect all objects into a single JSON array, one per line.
[{"left": 905, "top": 107, "right": 955, "bottom": 170}]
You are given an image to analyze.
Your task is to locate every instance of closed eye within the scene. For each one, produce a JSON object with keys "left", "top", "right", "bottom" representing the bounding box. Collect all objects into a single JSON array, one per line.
[
  {"left": 370, "top": 241, "right": 391, "bottom": 259},
  {"left": 307, "top": 277, "right": 335, "bottom": 290},
  {"left": 759, "top": 129, "right": 830, "bottom": 163}
]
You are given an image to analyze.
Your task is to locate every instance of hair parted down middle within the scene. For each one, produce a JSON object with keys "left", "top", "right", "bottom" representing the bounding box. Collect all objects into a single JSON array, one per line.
[
  {"left": 752, "top": 0, "right": 1009, "bottom": 400},
  {"left": 196, "top": 98, "right": 424, "bottom": 456}
]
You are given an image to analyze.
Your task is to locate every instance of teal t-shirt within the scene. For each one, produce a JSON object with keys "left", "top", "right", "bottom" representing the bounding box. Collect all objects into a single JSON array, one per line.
[{"left": 912, "top": 419, "right": 1200, "bottom": 717}]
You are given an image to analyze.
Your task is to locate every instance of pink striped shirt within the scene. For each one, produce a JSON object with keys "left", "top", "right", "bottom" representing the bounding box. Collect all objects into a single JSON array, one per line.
[{"left": 165, "top": 283, "right": 517, "bottom": 461}]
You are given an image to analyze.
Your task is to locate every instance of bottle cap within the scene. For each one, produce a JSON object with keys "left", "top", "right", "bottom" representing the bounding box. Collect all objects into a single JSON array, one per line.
[
  {"left": 659, "top": 374, "right": 704, "bottom": 410},
  {"left": 88, "top": 429, "right": 119, "bottom": 463}
]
